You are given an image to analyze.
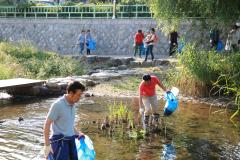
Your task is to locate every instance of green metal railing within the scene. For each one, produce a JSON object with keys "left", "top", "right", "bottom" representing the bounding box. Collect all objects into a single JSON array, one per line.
[{"left": 0, "top": 4, "right": 153, "bottom": 19}]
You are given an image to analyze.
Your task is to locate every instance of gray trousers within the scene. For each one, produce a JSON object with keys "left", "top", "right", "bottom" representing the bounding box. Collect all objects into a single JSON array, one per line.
[{"left": 142, "top": 95, "right": 158, "bottom": 116}]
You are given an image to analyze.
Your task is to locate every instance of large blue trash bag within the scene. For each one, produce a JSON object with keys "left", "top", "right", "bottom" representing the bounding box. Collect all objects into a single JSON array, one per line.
[
  {"left": 163, "top": 92, "right": 178, "bottom": 116},
  {"left": 76, "top": 135, "right": 96, "bottom": 160},
  {"left": 87, "top": 39, "right": 96, "bottom": 51}
]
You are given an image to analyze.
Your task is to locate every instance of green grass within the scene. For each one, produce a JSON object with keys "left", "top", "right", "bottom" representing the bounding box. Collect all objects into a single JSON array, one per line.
[
  {"left": 0, "top": 41, "right": 85, "bottom": 80},
  {"left": 112, "top": 76, "right": 142, "bottom": 92}
]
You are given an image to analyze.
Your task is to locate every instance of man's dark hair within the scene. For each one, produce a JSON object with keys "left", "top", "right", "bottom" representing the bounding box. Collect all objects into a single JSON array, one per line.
[
  {"left": 67, "top": 81, "right": 85, "bottom": 93},
  {"left": 142, "top": 74, "right": 151, "bottom": 81},
  {"left": 138, "top": 30, "right": 142, "bottom": 33},
  {"left": 151, "top": 28, "right": 155, "bottom": 33}
]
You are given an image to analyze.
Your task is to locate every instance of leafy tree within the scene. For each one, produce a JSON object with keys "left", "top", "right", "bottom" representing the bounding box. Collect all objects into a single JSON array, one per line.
[
  {"left": 150, "top": 0, "right": 240, "bottom": 31},
  {"left": 150, "top": 0, "right": 240, "bottom": 20}
]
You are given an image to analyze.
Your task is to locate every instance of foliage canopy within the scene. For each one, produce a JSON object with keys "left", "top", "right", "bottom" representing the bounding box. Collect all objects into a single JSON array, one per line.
[{"left": 150, "top": 0, "right": 240, "bottom": 19}]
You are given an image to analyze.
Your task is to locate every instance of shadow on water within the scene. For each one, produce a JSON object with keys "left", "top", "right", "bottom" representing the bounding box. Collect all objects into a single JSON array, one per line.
[{"left": 0, "top": 96, "right": 239, "bottom": 160}]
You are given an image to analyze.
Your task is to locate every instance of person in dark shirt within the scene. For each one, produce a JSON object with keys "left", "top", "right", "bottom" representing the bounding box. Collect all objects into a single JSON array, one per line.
[
  {"left": 169, "top": 31, "right": 179, "bottom": 56},
  {"left": 210, "top": 29, "right": 220, "bottom": 49}
]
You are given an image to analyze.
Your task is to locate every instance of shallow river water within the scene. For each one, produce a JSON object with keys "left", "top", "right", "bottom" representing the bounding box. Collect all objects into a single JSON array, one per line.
[{"left": 0, "top": 96, "right": 239, "bottom": 160}]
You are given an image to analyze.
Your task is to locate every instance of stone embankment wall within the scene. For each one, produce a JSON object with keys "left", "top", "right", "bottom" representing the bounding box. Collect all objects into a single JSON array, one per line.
[{"left": 0, "top": 19, "right": 211, "bottom": 56}]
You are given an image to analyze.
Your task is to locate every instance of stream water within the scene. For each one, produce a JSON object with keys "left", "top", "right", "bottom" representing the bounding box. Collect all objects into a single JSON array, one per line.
[{"left": 0, "top": 96, "right": 239, "bottom": 160}]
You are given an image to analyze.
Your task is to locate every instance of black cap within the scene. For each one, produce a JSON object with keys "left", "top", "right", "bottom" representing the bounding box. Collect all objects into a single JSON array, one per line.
[{"left": 142, "top": 74, "right": 151, "bottom": 81}]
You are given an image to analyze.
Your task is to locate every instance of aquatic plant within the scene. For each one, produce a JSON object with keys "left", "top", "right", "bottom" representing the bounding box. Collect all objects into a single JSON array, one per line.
[{"left": 106, "top": 101, "right": 147, "bottom": 139}]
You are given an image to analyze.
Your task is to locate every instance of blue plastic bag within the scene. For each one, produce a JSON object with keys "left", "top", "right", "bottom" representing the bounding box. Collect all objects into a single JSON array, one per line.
[
  {"left": 48, "top": 153, "right": 54, "bottom": 160},
  {"left": 76, "top": 135, "right": 96, "bottom": 160},
  {"left": 48, "top": 135, "right": 96, "bottom": 160},
  {"left": 87, "top": 39, "right": 96, "bottom": 51},
  {"left": 163, "top": 92, "right": 178, "bottom": 116},
  {"left": 141, "top": 44, "right": 146, "bottom": 55},
  {"left": 177, "top": 42, "right": 185, "bottom": 53},
  {"left": 216, "top": 40, "right": 223, "bottom": 52}
]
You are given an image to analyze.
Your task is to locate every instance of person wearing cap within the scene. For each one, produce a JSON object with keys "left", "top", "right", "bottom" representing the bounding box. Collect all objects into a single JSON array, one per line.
[
  {"left": 43, "top": 81, "right": 86, "bottom": 160},
  {"left": 139, "top": 74, "right": 168, "bottom": 130}
]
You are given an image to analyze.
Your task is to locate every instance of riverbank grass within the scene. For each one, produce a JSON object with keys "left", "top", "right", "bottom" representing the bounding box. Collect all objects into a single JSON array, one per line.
[{"left": 0, "top": 42, "right": 85, "bottom": 80}]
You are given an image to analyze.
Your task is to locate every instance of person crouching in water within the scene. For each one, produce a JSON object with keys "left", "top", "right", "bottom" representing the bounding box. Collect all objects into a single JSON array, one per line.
[
  {"left": 139, "top": 74, "right": 168, "bottom": 131},
  {"left": 43, "top": 81, "right": 85, "bottom": 160}
]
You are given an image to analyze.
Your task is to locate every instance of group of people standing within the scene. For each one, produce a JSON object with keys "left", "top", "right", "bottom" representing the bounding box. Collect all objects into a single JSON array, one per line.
[
  {"left": 134, "top": 28, "right": 180, "bottom": 60},
  {"left": 77, "top": 29, "right": 93, "bottom": 55},
  {"left": 134, "top": 28, "right": 158, "bottom": 61},
  {"left": 207, "top": 23, "right": 240, "bottom": 52}
]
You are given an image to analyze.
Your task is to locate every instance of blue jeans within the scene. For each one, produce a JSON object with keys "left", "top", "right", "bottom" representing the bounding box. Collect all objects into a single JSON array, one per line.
[
  {"left": 49, "top": 134, "right": 78, "bottom": 160},
  {"left": 79, "top": 43, "right": 84, "bottom": 55},
  {"left": 145, "top": 45, "right": 154, "bottom": 61}
]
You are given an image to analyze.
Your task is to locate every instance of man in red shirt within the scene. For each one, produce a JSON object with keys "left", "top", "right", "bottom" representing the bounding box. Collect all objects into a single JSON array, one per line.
[
  {"left": 134, "top": 30, "right": 144, "bottom": 58},
  {"left": 139, "top": 74, "right": 168, "bottom": 130}
]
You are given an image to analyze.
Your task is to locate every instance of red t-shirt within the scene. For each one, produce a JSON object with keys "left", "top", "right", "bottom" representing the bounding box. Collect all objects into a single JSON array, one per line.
[
  {"left": 135, "top": 32, "right": 144, "bottom": 44},
  {"left": 139, "top": 76, "right": 160, "bottom": 96}
]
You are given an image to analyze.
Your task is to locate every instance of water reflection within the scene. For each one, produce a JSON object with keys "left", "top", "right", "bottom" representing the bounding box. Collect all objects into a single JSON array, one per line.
[
  {"left": 161, "top": 142, "right": 176, "bottom": 160},
  {"left": 0, "top": 97, "right": 239, "bottom": 160}
]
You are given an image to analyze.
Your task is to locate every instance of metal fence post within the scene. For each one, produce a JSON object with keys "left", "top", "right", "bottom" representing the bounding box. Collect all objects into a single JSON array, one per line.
[
  {"left": 93, "top": 5, "right": 96, "bottom": 18},
  {"left": 136, "top": 4, "right": 137, "bottom": 18},
  {"left": 14, "top": 7, "right": 16, "bottom": 18},
  {"left": 24, "top": 8, "right": 26, "bottom": 18},
  {"left": 112, "top": 0, "right": 116, "bottom": 19}
]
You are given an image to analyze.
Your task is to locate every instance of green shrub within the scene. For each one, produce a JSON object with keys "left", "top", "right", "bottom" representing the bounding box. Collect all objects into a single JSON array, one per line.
[
  {"left": 0, "top": 42, "right": 85, "bottom": 80},
  {"left": 176, "top": 43, "right": 240, "bottom": 100},
  {"left": 178, "top": 44, "right": 226, "bottom": 84}
]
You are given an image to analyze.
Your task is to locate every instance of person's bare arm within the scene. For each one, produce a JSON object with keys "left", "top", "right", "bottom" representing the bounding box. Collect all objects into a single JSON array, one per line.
[
  {"left": 139, "top": 94, "right": 144, "bottom": 108},
  {"left": 158, "top": 80, "right": 167, "bottom": 92},
  {"left": 44, "top": 118, "right": 53, "bottom": 146}
]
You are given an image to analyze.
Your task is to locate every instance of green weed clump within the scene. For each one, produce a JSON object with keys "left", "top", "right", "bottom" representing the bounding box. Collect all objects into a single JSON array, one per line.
[
  {"left": 172, "top": 43, "right": 240, "bottom": 118},
  {"left": 178, "top": 44, "right": 226, "bottom": 85},
  {"left": 0, "top": 42, "right": 84, "bottom": 80},
  {"left": 107, "top": 101, "right": 144, "bottom": 139}
]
